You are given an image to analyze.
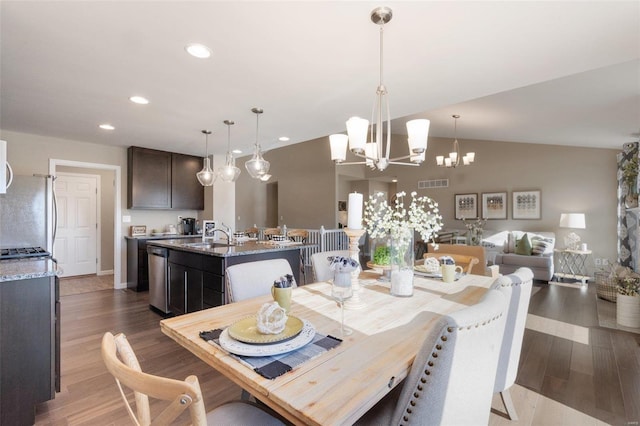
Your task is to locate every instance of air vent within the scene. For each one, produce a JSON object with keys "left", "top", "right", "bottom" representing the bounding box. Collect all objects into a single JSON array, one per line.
[{"left": 418, "top": 179, "right": 449, "bottom": 189}]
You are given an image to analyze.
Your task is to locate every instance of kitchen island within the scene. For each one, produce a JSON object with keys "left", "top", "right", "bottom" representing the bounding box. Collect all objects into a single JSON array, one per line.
[
  {"left": 146, "top": 239, "right": 309, "bottom": 315},
  {"left": 0, "top": 258, "right": 59, "bottom": 426}
]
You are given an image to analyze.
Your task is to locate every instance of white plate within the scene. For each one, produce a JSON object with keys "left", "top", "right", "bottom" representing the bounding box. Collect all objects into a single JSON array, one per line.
[{"left": 218, "top": 319, "right": 315, "bottom": 357}]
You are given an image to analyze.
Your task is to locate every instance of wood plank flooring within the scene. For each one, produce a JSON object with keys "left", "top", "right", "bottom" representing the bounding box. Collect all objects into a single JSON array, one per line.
[{"left": 35, "top": 279, "right": 639, "bottom": 425}]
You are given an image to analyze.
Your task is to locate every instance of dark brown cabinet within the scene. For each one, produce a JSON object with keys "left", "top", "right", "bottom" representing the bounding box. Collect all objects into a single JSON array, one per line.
[
  {"left": 127, "top": 146, "right": 204, "bottom": 210},
  {"left": 1, "top": 276, "right": 58, "bottom": 426},
  {"left": 168, "top": 250, "right": 224, "bottom": 315}
]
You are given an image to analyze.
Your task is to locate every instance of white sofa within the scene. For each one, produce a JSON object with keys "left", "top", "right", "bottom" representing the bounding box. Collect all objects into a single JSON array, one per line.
[{"left": 482, "top": 231, "right": 555, "bottom": 281}]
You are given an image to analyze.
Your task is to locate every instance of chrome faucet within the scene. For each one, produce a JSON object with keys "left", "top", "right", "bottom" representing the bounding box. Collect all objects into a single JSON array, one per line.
[{"left": 214, "top": 228, "right": 230, "bottom": 244}]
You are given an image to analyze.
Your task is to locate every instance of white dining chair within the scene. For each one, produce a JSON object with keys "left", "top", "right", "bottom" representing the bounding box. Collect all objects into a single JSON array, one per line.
[
  {"left": 101, "top": 332, "right": 285, "bottom": 426},
  {"left": 492, "top": 267, "right": 534, "bottom": 421},
  {"left": 310, "top": 250, "right": 351, "bottom": 282},
  {"left": 355, "top": 288, "right": 507, "bottom": 425},
  {"left": 226, "top": 259, "right": 295, "bottom": 303}
]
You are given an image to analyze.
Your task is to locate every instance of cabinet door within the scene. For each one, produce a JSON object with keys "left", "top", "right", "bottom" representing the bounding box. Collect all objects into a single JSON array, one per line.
[
  {"left": 171, "top": 153, "right": 205, "bottom": 210},
  {"left": 168, "top": 262, "right": 186, "bottom": 315},
  {"left": 186, "top": 267, "right": 203, "bottom": 313},
  {"left": 128, "top": 147, "right": 171, "bottom": 209}
]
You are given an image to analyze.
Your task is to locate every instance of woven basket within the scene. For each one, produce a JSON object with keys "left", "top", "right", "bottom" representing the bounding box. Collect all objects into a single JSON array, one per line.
[{"left": 595, "top": 271, "right": 617, "bottom": 302}]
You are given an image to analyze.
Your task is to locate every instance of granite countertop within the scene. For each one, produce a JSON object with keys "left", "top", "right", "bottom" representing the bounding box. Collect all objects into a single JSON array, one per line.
[
  {"left": 147, "top": 238, "right": 311, "bottom": 258},
  {"left": 125, "top": 234, "right": 203, "bottom": 240},
  {"left": 0, "top": 258, "right": 59, "bottom": 282}
]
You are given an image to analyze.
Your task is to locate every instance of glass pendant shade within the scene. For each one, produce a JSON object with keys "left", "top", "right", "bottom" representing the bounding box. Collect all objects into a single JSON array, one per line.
[
  {"left": 245, "top": 151, "right": 270, "bottom": 179},
  {"left": 406, "top": 119, "right": 429, "bottom": 153},
  {"left": 245, "top": 107, "right": 270, "bottom": 179},
  {"left": 219, "top": 120, "right": 241, "bottom": 182},
  {"left": 346, "top": 116, "right": 368, "bottom": 153},
  {"left": 197, "top": 130, "right": 216, "bottom": 186}
]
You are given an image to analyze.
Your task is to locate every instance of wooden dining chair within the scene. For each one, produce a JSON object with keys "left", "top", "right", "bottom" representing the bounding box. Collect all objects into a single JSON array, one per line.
[
  {"left": 101, "top": 332, "right": 284, "bottom": 426},
  {"left": 310, "top": 250, "right": 350, "bottom": 282},
  {"left": 287, "top": 229, "right": 308, "bottom": 243},
  {"left": 423, "top": 252, "right": 480, "bottom": 274},
  {"left": 492, "top": 267, "right": 534, "bottom": 421},
  {"left": 225, "top": 259, "right": 295, "bottom": 303},
  {"left": 245, "top": 226, "right": 259, "bottom": 238},
  {"left": 355, "top": 288, "right": 507, "bottom": 425},
  {"left": 263, "top": 228, "right": 281, "bottom": 240},
  {"left": 427, "top": 243, "right": 487, "bottom": 275}
]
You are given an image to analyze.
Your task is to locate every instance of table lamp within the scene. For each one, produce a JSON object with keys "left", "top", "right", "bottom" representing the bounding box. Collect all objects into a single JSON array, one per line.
[{"left": 559, "top": 213, "right": 586, "bottom": 250}]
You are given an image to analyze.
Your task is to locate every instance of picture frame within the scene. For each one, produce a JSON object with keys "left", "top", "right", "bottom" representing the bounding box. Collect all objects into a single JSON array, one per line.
[
  {"left": 481, "top": 192, "right": 507, "bottom": 219},
  {"left": 129, "top": 225, "right": 146, "bottom": 237},
  {"left": 338, "top": 200, "right": 347, "bottom": 211},
  {"left": 454, "top": 193, "right": 478, "bottom": 220},
  {"left": 512, "top": 190, "right": 541, "bottom": 219},
  {"left": 202, "top": 220, "right": 217, "bottom": 240}
]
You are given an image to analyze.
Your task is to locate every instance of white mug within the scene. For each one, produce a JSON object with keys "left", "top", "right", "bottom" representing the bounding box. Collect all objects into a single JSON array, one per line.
[{"left": 441, "top": 264, "right": 463, "bottom": 283}]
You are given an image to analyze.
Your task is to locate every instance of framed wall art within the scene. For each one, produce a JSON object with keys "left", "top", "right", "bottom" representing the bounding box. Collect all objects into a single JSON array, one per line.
[
  {"left": 481, "top": 192, "right": 507, "bottom": 219},
  {"left": 202, "top": 220, "right": 217, "bottom": 240},
  {"left": 454, "top": 193, "right": 478, "bottom": 220},
  {"left": 512, "top": 190, "right": 541, "bottom": 219}
]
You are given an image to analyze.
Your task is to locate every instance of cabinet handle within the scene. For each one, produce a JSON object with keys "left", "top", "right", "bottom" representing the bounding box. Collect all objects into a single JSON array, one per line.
[{"left": 184, "top": 271, "right": 188, "bottom": 312}]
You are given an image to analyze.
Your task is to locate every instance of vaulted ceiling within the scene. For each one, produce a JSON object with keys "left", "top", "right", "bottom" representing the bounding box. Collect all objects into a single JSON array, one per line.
[{"left": 1, "top": 1, "right": 638, "bottom": 158}]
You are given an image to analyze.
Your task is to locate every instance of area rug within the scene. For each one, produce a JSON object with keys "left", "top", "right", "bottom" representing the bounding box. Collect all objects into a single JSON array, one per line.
[
  {"left": 59, "top": 274, "right": 114, "bottom": 296},
  {"left": 595, "top": 296, "right": 640, "bottom": 335}
]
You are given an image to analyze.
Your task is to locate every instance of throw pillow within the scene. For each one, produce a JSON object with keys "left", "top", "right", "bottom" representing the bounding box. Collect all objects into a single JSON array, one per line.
[
  {"left": 531, "top": 236, "right": 552, "bottom": 255},
  {"left": 515, "top": 233, "right": 532, "bottom": 255}
]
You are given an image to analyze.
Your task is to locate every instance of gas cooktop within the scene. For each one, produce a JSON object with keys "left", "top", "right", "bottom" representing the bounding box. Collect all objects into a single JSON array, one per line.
[{"left": 0, "top": 247, "right": 51, "bottom": 260}]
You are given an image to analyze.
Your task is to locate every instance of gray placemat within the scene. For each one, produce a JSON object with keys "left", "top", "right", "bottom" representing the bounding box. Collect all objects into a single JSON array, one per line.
[{"left": 199, "top": 329, "right": 341, "bottom": 379}]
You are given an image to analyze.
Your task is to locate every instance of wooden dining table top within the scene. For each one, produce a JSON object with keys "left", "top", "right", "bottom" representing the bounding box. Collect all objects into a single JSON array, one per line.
[{"left": 160, "top": 271, "right": 495, "bottom": 426}]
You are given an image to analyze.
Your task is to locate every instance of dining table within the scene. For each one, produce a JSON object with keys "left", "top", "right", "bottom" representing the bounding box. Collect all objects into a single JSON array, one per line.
[{"left": 160, "top": 271, "right": 496, "bottom": 425}]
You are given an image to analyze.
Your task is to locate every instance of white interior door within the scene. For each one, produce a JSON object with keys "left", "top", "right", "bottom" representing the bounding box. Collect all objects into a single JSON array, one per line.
[{"left": 55, "top": 174, "right": 98, "bottom": 276}]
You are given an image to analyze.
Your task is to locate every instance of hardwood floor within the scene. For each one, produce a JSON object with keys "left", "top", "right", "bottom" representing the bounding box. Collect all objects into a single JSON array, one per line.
[{"left": 35, "top": 280, "right": 639, "bottom": 425}]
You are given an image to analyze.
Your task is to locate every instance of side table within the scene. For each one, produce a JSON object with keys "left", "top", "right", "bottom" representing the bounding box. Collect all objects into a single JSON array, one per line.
[{"left": 553, "top": 248, "right": 592, "bottom": 284}]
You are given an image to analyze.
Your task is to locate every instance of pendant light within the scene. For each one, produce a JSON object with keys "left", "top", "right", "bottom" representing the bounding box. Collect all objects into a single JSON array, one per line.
[
  {"left": 245, "top": 107, "right": 270, "bottom": 179},
  {"left": 436, "top": 115, "right": 475, "bottom": 168},
  {"left": 196, "top": 130, "right": 216, "bottom": 186},
  {"left": 218, "top": 120, "right": 241, "bottom": 182}
]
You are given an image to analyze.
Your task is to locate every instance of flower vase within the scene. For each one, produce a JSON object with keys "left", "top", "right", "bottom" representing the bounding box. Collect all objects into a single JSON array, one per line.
[
  {"left": 625, "top": 184, "right": 639, "bottom": 209},
  {"left": 390, "top": 227, "right": 414, "bottom": 297},
  {"left": 467, "top": 228, "right": 483, "bottom": 246}
]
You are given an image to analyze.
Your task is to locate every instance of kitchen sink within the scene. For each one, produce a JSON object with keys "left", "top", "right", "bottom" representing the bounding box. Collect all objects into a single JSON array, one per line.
[{"left": 182, "top": 242, "right": 232, "bottom": 249}]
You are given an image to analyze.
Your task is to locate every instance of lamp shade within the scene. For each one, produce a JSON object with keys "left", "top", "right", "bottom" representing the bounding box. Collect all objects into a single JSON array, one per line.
[
  {"left": 196, "top": 157, "right": 216, "bottom": 186},
  {"left": 329, "top": 134, "right": 348, "bottom": 162},
  {"left": 406, "top": 119, "right": 429, "bottom": 153},
  {"left": 346, "top": 116, "right": 368, "bottom": 153},
  {"left": 559, "top": 213, "right": 586, "bottom": 229}
]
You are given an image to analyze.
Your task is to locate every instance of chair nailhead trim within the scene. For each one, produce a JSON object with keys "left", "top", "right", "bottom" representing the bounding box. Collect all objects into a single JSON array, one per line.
[
  {"left": 432, "top": 352, "right": 438, "bottom": 358},
  {"left": 428, "top": 361, "right": 434, "bottom": 367},
  {"left": 436, "top": 344, "right": 442, "bottom": 350},
  {"left": 441, "top": 335, "right": 448, "bottom": 341}
]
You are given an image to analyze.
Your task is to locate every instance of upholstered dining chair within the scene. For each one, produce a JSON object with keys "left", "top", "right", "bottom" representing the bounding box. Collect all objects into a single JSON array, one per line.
[
  {"left": 492, "top": 267, "right": 534, "bottom": 421},
  {"left": 355, "top": 288, "right": 507, "bottom": 425},
  {"left": 310, "top": 250, "right": 350, "bottom": 282},
  {"left": 225, "top": 259, "right": 295, "bottom": 303},
  {"left": 101, "top": 332, "right": 284, "bottom": 426},
  {"left": 423, "top": 252, "right": 480, "bottom": 275}
]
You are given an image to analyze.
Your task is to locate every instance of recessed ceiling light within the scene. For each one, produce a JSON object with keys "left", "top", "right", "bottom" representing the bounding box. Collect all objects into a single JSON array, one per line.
[
  {"left": 99, "top": 124, "right": 115, "bottom": 130},
  {"left": 129, "top": 96, "right": 149, "bottom": 105},
  {"left": 278, "top": 136, "right": 290, "bottom": 142},
  {"left": 391, "top": 178, "right": 398, "bottom": 183},
  {"left": 185, "top": 43, "right": 211, "bottom": 59},
  {"left": 232, "top": 149, "right": 242, "bottom": 154}
]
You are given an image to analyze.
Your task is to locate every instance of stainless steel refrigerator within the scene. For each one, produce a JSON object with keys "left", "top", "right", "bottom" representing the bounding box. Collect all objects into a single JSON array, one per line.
[{"left": 0, "top": 174, "right": 55, "bottom": 254}]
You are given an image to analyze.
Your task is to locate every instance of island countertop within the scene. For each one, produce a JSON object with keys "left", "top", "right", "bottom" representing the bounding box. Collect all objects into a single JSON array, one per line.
[
  {"left": 146, "top": 238, "right": 311, "bottom": 257},
  {"left": 0, "top": 258, "right": 59, "bottom": 282}
]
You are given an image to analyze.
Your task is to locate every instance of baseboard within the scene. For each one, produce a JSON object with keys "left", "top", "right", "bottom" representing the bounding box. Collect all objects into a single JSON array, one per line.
[
  {"left": 115, "top": 282, "right": 127, "bottom": 290},
  {"left": 97, "top": 269, "right": 114, "bottom": 276}
]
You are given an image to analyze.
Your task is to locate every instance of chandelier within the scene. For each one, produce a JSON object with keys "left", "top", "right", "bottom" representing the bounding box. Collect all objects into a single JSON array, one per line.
[
  {"left": 329, "top": 6, "right": 429, "bottom": 172},
  {"left": 196, "top": 129, "right": 216, "bottom": 186},
  {"left": 244, "top": 107, "right": 271, "bottom": 179},
  {"left": 436, "top": 115, "right": 475, "bottom": 168},
  {"left": 218, "top": 120, "right": 241, "bottom": 182}
]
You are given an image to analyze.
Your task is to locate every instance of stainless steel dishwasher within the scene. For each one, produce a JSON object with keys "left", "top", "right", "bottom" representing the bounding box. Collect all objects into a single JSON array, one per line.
[{"left": 147, "top": 245, "right": 170, "bottom": 314}]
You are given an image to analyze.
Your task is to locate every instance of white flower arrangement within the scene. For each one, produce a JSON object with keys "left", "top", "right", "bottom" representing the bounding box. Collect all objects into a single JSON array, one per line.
[{"left": 364, "top": 191, "right": 444, "bottom": 242}]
